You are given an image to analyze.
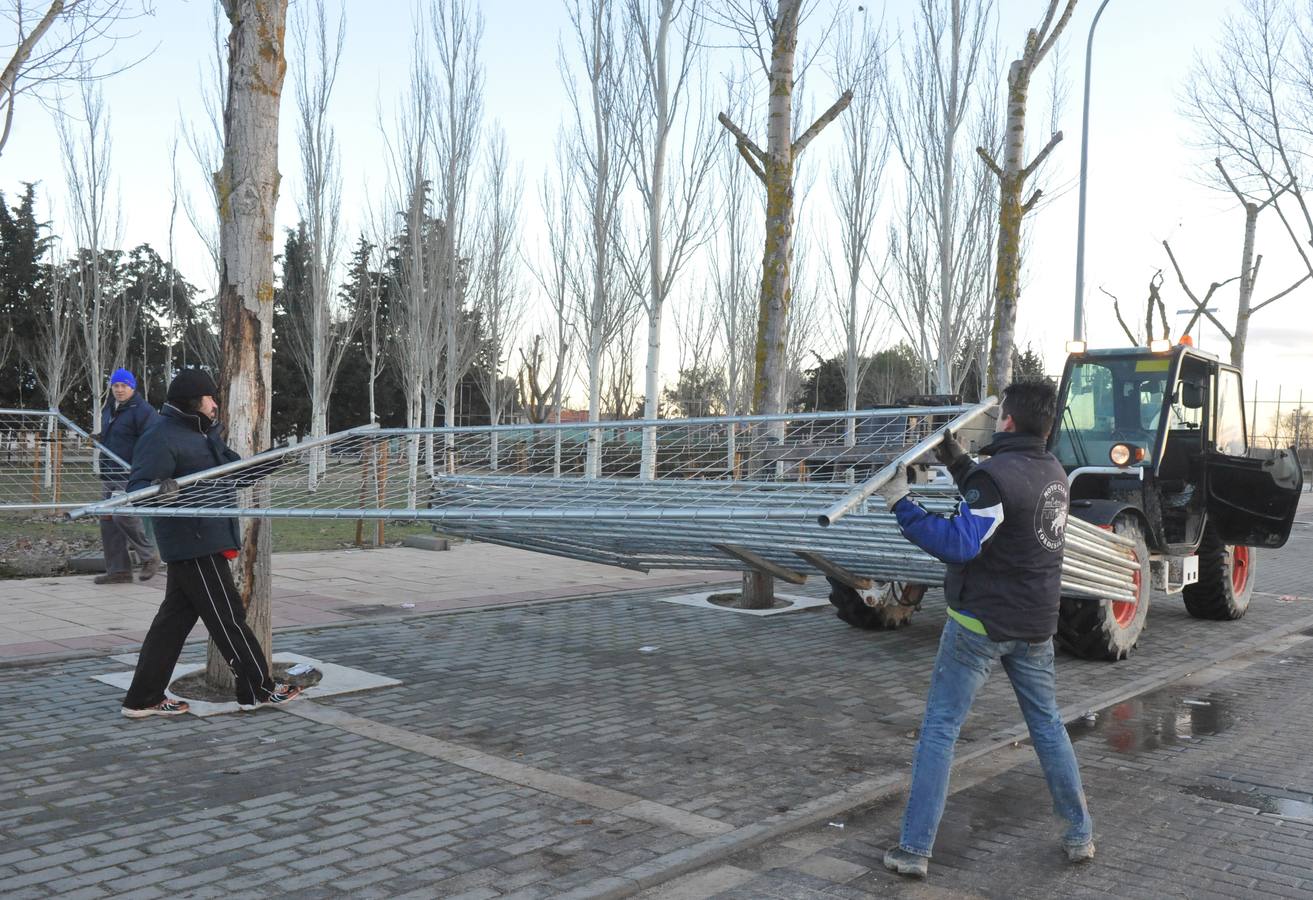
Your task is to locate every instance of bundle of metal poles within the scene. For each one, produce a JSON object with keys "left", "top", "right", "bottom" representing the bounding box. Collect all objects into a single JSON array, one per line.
[{"left": 68, "top": 400, "right": 1139, "bottom": 603}]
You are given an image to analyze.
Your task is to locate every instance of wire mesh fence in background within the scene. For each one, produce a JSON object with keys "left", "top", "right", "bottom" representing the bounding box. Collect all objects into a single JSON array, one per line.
[
  {"left": 0, "top": 409, "right": 129, "bottom": 511},
  {"left": 1247, "top": 386, "right": 1313, "bottom": 488}
]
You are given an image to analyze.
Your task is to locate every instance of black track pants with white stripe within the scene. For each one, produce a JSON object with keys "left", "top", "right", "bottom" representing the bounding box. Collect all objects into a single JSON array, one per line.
[{"left": 123, "top": 554, "right": 276, "bottom": 709}]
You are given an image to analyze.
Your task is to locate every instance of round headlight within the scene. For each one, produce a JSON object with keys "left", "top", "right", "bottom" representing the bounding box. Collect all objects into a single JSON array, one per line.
[{"left": 1109, "top": 443, "right": 1132, "bottom": 467}]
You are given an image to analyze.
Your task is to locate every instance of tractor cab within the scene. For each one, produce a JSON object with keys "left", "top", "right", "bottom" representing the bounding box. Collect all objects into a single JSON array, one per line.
[{"left": 1051, "top": 343, "right": 1302, "bottom": 553}]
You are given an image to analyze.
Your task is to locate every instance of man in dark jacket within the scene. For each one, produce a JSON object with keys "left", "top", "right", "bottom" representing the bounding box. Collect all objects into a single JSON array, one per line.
[
  {"left": 876, "top": 379, "right": 1094, "bottom": 878},
  {"left": 94, "top": 368, "right": 161, "bottom": 584},
  {"left": 119, "top": 368, "right": 302, "bottom": 718}
]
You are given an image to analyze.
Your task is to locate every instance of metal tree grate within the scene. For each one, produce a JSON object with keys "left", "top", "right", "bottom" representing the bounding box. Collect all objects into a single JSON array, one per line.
[
  {"left": 70, "top": 402, "right": 1139, "bottom": 601},
  {"left": 0, "top": 409, "right": 130, "bottom": 511}
]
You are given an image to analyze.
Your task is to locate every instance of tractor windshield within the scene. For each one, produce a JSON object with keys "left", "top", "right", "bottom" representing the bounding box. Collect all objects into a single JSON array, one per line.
[{"left": 1053, "top": 356, "right": 1169, "bottom": 470}]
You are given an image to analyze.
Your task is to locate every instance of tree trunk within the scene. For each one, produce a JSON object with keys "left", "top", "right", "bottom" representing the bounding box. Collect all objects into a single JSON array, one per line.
[
  {"left": 207, "top": 0, "right": 289, "bottom": 690},
  {"left": 1231, "top": 203, "right": 1258, "bottom": 369},
  {"left": 987, "top": 60, "right": 1027, "bottom": 395}
]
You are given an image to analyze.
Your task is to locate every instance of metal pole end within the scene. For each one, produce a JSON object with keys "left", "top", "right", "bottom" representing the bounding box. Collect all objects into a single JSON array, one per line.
[{"left": 817, "top": 514, "right": 832, "bottom": 528}]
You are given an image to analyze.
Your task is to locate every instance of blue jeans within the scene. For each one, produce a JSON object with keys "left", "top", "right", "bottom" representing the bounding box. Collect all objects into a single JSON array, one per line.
[{"left": 899, "top": 618, "right": 1093, "bottom": 857}]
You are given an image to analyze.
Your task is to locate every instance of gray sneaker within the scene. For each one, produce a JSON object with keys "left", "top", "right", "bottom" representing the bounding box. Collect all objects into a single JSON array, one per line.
[
  {"left": 883, "top": 846, "right": 929, "bottom": 878},
  {"left": 138, "top": 556, "right": 162, "bottom": 582},
  {"left": 1065, "top": 841, "right": 1096, "bottom": 863}
]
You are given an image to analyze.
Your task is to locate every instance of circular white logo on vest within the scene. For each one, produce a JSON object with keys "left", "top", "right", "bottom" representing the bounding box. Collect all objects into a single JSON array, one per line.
[{"left": 1035, "top": 481, "right": 1068, "bottom": 551}]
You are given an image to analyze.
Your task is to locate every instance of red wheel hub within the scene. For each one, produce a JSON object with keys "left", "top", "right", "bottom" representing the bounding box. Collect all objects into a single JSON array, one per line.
[
  {"left": 1112, "top": 568, "right": 1141, "bottom": 627},
  {"left": 1230, "top": 545, "right": 1250, "bottom": 594},
  {"left": 1100, "top": 525, "right": 1141, "bottom": 627}
]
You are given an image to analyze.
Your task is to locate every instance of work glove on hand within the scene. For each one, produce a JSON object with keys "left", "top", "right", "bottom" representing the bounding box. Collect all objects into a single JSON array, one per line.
[
  {"left": 933, "top": 429, "right": 966, "bottom": 468},
  {"left": 875, "top": 466, "right": 910, "bottom": 511},
  {"left": 154, "top": 478, "right": 180, "bottom": 499}
]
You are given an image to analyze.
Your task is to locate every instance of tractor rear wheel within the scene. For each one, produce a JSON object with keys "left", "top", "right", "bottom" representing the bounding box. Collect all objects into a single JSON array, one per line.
[
  {"left": 1057, "top": 515, "right": 1150, "bottom": 661},
  {"left": 1182, "top": 522, "right": 1255, "bottom": 620}
]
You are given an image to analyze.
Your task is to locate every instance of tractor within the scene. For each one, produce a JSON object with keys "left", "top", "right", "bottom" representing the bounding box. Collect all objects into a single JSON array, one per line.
[{"left": 1049, "top": 340, "right": 1303, "bottom": 660}]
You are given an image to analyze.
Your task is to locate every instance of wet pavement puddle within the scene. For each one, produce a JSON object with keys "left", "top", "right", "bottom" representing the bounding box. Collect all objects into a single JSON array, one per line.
[
  {"left": 1181, "top": 783, "right": 1313, "bottom": 822},
  {"left": 1066, "top": 688, "right": 1233, "bottom": 754}
]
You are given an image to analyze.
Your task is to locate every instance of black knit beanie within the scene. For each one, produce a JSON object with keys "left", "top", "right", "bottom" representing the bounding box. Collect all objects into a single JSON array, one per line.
[{"left": 166, "top": 368, "right": 220, "bottom": 403}]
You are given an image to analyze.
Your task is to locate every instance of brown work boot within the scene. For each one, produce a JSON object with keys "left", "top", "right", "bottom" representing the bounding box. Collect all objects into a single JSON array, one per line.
[
  {"left": 138, "top": 556, "right": 162, "bottom": 582},
  {"left": 94, "top": 572, "right": 133, "bottom": 585}
]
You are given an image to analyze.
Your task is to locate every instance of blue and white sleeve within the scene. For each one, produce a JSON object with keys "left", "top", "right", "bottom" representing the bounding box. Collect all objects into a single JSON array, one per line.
[{"left": 891, "top": 472, "right": 1005, "bottom": 565}]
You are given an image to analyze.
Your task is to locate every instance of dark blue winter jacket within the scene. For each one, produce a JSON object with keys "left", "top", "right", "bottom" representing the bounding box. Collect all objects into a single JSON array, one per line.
[
  {"left": 127, "top": 403, "right": 244, "bottom": 563},
  {"left": 98, "top": 393, "right": 159, "bottom": 481}
]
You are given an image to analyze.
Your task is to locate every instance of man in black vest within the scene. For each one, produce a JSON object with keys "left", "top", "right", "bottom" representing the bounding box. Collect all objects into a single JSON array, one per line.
[{"left": 878, "top": 379, "right": 1094, "bottom": 878}]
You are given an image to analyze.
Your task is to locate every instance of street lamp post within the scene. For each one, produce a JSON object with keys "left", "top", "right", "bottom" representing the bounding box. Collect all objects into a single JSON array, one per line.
[{"left": 1073, "top": 0, "right": 1115, "bottom": 342}]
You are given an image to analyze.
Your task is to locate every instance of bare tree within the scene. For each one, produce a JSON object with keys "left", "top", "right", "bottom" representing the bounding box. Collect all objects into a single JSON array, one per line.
[
  {"left": 20, "top": 233, "right": 81, "bottom": 413},
  {"left": 711, "top": 75, "right": 759, "bottom": 422},
  {"left": 883, "top": 0, "right": 997, "bottom": 393},
  {"left": 380, "top": 32, "right": 438, "bottom": 440},
  {"left": 431, "top": 0, "right": 483, "bottom": 473},
  {"left": 713, "top": 1, "right": 852, "bottom": 609},
  {"left": 1097, "top": 271, "right": 1170, "bottom": 345},
  {"left": 826, "top": 11, "right": 888, "bottom": 442},
  {"left": 209, "top": 0, "right": 290, "bottom": 685},
  {"left": 979, "top": 0, "right": 1072, "bottom": 393},
  {"left": 472, "top": 125, "right": 524, "bottom": 467},
  {"left": 522, "top": 134, "right": 577, "bottom": 472},
  {"left": 0, "top": 0, "right": 147, "bottom": 157},
  {"left": 714, "top": 0, "right": 852, "bottom": 419},
  {"left": 285, "top": 0, "right": 354, "bottom": 486},
  {"left": 619, "top": 0, "right": 718, "bottom": 476},
  {"left": 57, "top": 79, "right": 125, "bottom": 431},
  {"left": 1180, "top": 0, "right": 1312, "bottom": 368},
  {"left": 561, "top": 0, "right": 638, "bottom": 476}
]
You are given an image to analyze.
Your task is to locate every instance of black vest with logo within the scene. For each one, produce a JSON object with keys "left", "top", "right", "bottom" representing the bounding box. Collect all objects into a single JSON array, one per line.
[{"left": 945, "top": 433, "right": 1069, "bottom": 642}]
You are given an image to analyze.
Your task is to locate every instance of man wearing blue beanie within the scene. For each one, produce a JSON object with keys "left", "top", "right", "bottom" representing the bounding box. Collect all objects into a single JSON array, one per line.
[{"left": 95, "top": 368, "right": 161, "bottom": 584}]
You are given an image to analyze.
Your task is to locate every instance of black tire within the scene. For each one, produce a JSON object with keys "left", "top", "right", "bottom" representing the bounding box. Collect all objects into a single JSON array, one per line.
[
  {"left": 1057, "top": 515, "right": 1151, "bottom": 661},
  {"left": 827, "top": 578, "right": 923, "bottom": 630},
  {"left": 1182, "top": 523, "right": 1255, "bottom": 620}
]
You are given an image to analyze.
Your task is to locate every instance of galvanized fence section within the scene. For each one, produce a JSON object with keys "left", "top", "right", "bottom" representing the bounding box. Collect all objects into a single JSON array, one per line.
[
  {"left": 0, "top": 409, "right": 130, "bottom": 511},
  {"left": 70, "top": 402, "right": 1137, "bottom": 602}
]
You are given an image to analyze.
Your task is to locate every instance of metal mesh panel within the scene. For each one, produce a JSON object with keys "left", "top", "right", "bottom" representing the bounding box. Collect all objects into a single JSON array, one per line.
[
  {"left": 0, "top": 409, "right": 129, "bottom": 511},
  {"left": 69, "top": 402, "right": 1138, "bottom": 601}
]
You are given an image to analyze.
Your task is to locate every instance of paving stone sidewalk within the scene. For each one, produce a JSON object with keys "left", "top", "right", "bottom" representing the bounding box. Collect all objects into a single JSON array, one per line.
[
  {"left": 0, "top": 520, "right": 1309, "bottom": 898},
  {"left": 0, "top": 543, "right": 730, "bottom": 663}
]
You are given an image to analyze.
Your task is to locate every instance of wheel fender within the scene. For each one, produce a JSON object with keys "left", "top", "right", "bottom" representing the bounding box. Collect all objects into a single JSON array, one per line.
[{"left": 1069, "top": 499, "right": 1150, "bottom": 535}]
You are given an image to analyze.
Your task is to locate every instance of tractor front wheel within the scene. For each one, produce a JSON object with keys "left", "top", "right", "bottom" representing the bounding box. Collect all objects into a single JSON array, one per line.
[
  {"left": 828, "top": 579, "right": 924, "bottom": 630},
  {"left": 1183, "top": 523, "right": 1255, "bottom": 620},
  {"left": 1057, "top": 515, "right": 1151, "bottom": 661}
]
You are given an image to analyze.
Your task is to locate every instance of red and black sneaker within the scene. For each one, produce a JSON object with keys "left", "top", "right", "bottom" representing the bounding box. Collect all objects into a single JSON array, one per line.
[{"left": 239, "top": 684, "right": 304, "bottom": 711}]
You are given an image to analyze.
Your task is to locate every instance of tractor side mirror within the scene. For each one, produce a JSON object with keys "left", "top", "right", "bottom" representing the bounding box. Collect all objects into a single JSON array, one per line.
[{"left": 1179, "top": 381, "right": 1204, "bottom": 409}]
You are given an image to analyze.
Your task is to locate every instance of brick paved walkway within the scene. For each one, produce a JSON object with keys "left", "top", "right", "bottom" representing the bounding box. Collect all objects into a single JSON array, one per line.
[
  {"left": 651, "top": 625, "right": 1313, "bottom": 899},
  {"left": 0, "top": 514, "right": 1309, "bottom": 897}
]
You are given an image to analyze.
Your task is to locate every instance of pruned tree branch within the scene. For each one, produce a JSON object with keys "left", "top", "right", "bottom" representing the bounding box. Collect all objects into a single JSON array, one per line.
[
  {"left": 716, "top": 111, "right": 764, "bottom": 160},
  {"left": 975, "top": 145, "right": 1002, "bottom": 179},
  {"left": 1098, "top": 285, "right": 1140, "bottom": 345},
  {"left": 1163, "top": 238, "right": 1238, "bottom": 339},
  {"left": 1021, "top": 129, "right": 1063, "bottom": 180},
  {"left": 791, "top": 89, "right": 852, "bottom": 156}
]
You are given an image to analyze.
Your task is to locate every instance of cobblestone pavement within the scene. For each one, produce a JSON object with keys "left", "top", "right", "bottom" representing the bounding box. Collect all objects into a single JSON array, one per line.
[
  {"left": 0, "top": 521, "right": 1309, "bottom": 898},
  {"left": 646, "top": 625, "right": 1313, "bottom": 899}
]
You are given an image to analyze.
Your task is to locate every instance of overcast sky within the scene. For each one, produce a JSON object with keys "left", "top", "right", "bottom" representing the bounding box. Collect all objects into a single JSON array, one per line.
[{"left": 2, "top": 0, "right": 1309, "bottom": 421}]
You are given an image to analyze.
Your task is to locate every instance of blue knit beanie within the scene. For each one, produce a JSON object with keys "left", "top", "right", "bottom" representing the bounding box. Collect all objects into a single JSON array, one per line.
[{"left": 109, "top": 368, "right": 137, "bottom": 390}]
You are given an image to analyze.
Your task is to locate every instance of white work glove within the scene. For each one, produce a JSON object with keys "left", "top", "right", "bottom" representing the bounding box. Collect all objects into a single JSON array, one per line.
[{"left": 875, "top": 466, "right": 910, "bottom": 511}]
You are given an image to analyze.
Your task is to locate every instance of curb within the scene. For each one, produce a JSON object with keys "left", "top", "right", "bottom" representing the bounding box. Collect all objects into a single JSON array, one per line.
[{"left": 565, "top": 608, "right": 1313, "bottom": 899}]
